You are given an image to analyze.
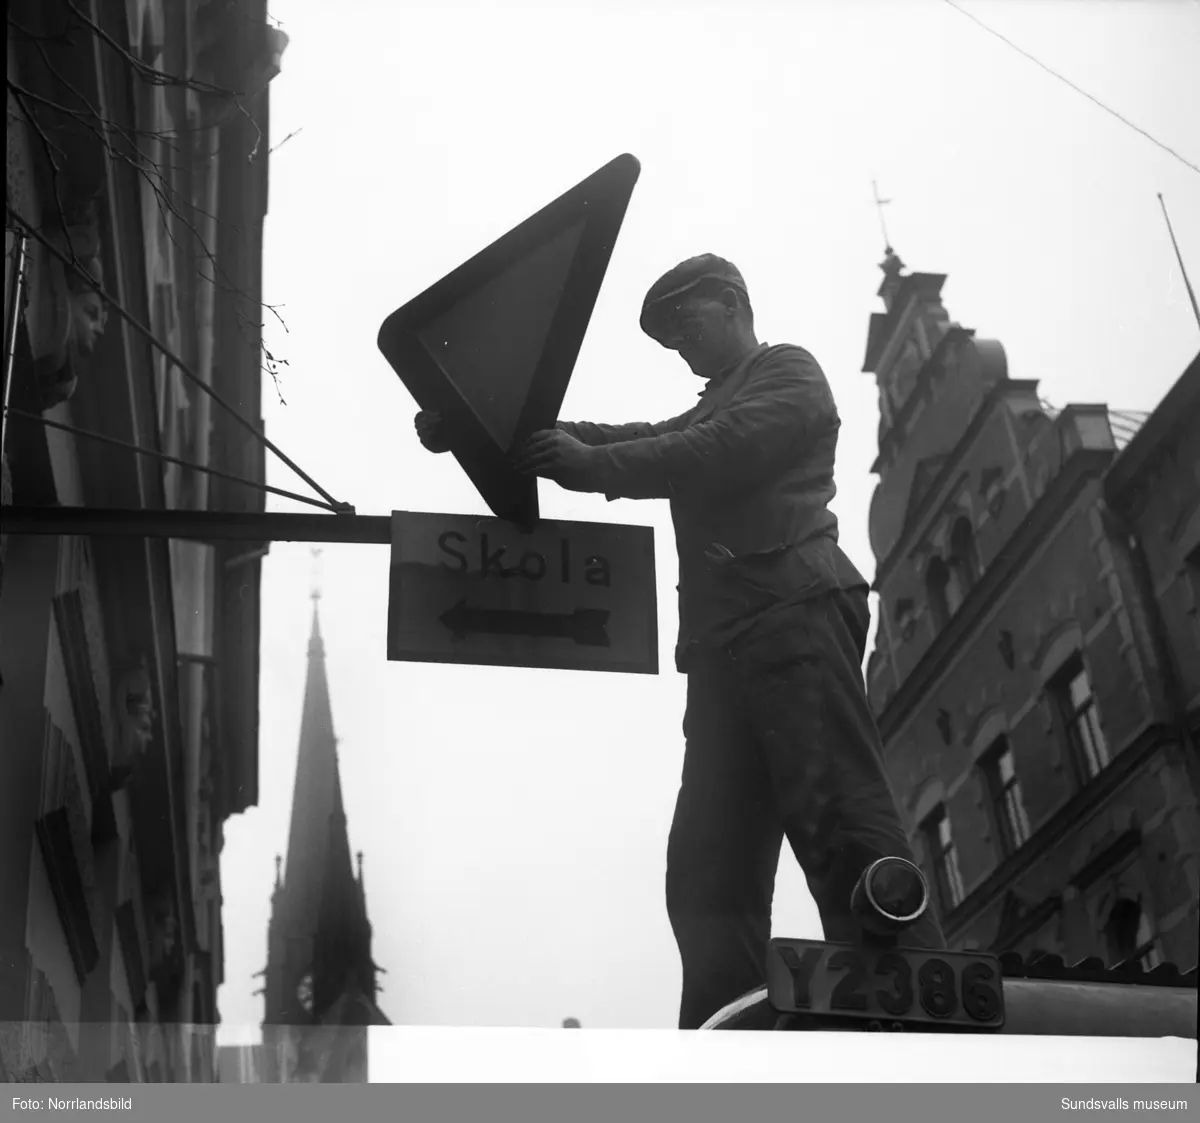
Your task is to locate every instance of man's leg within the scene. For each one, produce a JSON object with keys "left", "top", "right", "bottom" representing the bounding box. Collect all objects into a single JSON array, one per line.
[
  {"left": 737, "top": 590, "right": 947, "bottom": 949},
  {"left": 666, "top": 661, "right": 784, "bottom": 1029}
]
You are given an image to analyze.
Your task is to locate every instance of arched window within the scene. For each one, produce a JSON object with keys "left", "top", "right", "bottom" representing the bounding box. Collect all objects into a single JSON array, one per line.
[
  {"left": 926, "top": 557, "right": 951, "bottom": 629},
  {"left": 1104, "top": 898, "right": 1163, "bottom": 970},
  {"left": 949, "top": 516, "right": 980, "bottom": 595}
]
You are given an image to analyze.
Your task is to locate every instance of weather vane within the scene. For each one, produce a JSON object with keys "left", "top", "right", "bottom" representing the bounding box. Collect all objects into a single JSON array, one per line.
[
  {"left": 872, "top": 178, "right": 893, "bottom": 254},
  {"left": 311, "top": 547, "right": 323, "bottom": 602}
]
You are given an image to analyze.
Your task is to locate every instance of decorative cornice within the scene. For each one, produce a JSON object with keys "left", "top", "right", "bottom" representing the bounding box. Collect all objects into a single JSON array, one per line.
[
  {"left": 994, "top": 891, "right": 1064, "bottom": 951},
  {"left": 1069, "top": 827, "right": 1143, "bottom": 893}
]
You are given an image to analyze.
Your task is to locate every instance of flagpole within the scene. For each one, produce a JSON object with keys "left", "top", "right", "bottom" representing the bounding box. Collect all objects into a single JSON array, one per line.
[{"left": 1158, "top": 193, "right": 1200, "bottom": 332}]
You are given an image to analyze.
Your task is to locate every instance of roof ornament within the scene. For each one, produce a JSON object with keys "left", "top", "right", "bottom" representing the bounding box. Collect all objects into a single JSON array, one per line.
[
  {"left": 872, "top": 179, "right": 906, "bottom": 280},
  {"left": 872, "top": 179, "right": 895, "bottom": 255}
]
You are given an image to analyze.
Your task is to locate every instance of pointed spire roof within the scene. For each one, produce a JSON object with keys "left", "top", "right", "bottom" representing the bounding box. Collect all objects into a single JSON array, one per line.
[
  {"left": 280, "top": 597, "right": 348, "bottom": 932},
  {"left": 312, "top": 774, "right": 374, "bottom": 1017},
  {"left": 274, "top": 594, "right": 383, "bottom": 1027}
]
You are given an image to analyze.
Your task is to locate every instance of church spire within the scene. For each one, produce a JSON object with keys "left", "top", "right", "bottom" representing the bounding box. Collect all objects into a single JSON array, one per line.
[
  {"left": 281, "top": 596, "right": 339, "bottom": 905},
  {"left": 265, "top": 583, "right": 385, "bottom": 1047},
  {"left": 309, "top": 548, "right": 324, "bottom": 658}
]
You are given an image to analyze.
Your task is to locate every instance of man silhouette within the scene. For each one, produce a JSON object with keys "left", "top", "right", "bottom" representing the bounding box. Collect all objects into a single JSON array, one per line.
[{"left": 415, "top": 254, "right": 946, "bottom": 1029}]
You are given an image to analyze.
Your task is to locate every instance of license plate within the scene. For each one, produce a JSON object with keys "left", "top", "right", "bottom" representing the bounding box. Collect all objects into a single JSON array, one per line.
[{"left": 767, "top": 938, "right": 1005, "bottom": 1030}]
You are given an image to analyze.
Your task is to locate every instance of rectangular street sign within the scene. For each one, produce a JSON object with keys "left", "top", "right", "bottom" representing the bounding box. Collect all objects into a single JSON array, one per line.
[{"left": 387, "top": 511, "right": 658, "bottom": 674}]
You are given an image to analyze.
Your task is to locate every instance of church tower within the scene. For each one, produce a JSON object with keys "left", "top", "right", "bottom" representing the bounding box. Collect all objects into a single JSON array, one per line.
[
  {"left": 859, "top": 242, "right": 1198, "bottom": 971},
  {"left": 261, "top": 593, "right": 388, "bottom": 1082}
]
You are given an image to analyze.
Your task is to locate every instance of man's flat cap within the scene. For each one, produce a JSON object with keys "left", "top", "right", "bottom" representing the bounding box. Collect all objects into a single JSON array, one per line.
[{"left": 640, "top": 254, "right": 748, "bottom": 337}]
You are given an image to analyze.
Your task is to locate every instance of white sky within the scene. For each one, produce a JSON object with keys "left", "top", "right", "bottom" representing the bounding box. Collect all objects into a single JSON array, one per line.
[{"left": 215, "top": 0, "right": 1200, "bottom": 1076}]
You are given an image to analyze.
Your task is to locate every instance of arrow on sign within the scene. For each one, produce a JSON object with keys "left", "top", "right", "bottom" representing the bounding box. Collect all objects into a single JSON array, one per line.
[{"left": 438, "top": 600, "right": 611, "bottom": 648}]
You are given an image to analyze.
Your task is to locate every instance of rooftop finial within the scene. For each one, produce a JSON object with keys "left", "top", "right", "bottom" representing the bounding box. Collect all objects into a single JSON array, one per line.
[
  {"left": 274, "top": 854, "right": 282, "bottom": 888},
  {"left": 356, "top": 851, "right": 364, "bottom": 881},
  {"left": 872, "top": 178, "right": 894, "bottom": 255},
  {"left": 308, "top": 550, "right": 325, "bottom": 657}
]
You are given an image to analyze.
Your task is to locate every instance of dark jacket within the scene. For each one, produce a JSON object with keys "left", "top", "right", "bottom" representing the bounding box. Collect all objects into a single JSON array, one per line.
[{"left": 559, "top": 343, "right": 868, "bottom": 671}]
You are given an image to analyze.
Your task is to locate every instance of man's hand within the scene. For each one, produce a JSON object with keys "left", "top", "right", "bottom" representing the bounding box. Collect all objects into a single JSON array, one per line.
[
  {"left": 414, "top": 409, "right": 452, "bottom": 453},
  {"left": 512, "top": 429, "right": 602, "bottom": 492}
]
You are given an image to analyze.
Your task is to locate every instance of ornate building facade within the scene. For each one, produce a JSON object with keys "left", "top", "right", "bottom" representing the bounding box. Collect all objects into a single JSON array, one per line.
[
  {"left": 258, "top": 599, "right": 388, "bottom": 1084},
  {"left": 861, "top": 249, "right": 1200, "bottom": 971},
  {"left": 3, "top": 0, "right": 285, "bottom": 1082}
]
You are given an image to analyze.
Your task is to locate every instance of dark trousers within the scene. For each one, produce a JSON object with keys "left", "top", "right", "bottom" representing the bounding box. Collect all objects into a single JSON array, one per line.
[{"left": 666, "top": 588, "right": 947, "bottom": 1029}]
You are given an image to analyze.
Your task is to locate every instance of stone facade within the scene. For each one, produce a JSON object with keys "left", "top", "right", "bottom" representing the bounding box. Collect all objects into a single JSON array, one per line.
[
  {"left": 2, "top": 0, "right": 283, "bottom": 1082},
  {"left": 860, "top": 251, "right": 1200, "bottom": 974}
]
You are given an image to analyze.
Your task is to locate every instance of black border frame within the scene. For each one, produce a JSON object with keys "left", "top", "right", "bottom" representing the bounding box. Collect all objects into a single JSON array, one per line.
[
  {"left": 386, "top": 510, "right": 659, "bottom": 676},
  {"left": 377, "top": 154, "right": 641, "bottom": 526}
]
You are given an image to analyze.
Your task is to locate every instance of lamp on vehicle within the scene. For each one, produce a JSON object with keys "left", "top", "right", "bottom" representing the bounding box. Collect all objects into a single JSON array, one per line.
[{"left": 850, "top": 856, "right": 930, "bottom": 938}]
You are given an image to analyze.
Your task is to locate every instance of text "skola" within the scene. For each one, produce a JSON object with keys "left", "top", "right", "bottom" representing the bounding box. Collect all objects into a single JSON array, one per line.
[{"left": 438, "top": 531, "right": 612, "bottom": 587}]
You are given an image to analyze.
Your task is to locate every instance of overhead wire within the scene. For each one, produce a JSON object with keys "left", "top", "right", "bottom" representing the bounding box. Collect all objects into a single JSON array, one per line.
[
  {"left": 2, "top": 407, "right": 342, "bottom": 512},
  {"left": 941, "top": 0, "right": 1200, "bottom": 178},
  {"left": 5, "top": 206, "right": 355, "bottom": 514}
]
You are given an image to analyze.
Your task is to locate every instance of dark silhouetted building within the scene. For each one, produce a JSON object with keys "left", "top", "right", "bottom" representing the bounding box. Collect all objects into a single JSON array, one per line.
[
  {"left": 861, "top": 248, "right": 1199, "bottom": 970},
  {"left": 2, "top": 0, "right": 284, "bottom": 1082}
]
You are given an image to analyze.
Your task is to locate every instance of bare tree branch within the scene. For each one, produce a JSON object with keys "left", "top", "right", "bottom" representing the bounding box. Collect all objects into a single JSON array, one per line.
[
  {"left": 11, "top": 5, "right": 298, "bottom": 412},
  {"left": 10, "top": 79, "right": 271, "bottom": 346},
  {"left": 9, "top": 12, "right": 295, "bottom": 402},
  {"left": 60, "top": 0, "right": 268, "bottom": 159},
  {"left": 8, "top": 204, "right": 348, "bottom": 511},
  {"left": 269, "top": 127, "right": 302, "bottom": 155}
]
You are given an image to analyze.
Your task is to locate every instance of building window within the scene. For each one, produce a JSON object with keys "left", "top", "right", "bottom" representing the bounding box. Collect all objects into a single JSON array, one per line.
[
  {"left": 980, "top": 737, "right": 1031, "bottom": 856},
  {"left": 949, "top": 516, "right": 980, "bottom": 597},
  {"left": 1104, "top": 898, "right": 1163, "bottom": 970},
  {"left": 1050, "top": 655, "right": 1109, "bottom": 781},
  {"left": 926, "top": 558, "right": 951, "bottom": 630},
  {"left": 922, "top": 805, "right": 965, "bottom": 914}
]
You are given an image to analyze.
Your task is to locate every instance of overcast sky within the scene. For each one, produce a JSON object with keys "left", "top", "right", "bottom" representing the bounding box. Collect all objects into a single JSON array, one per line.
[{"left": 215, "top": 0, "right": 1199, "bottom": 1076}]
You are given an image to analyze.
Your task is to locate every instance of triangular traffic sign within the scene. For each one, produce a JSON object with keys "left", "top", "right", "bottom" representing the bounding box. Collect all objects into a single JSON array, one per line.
[{"left": 378, "top": 153, "right": 641, "bottom": 526}]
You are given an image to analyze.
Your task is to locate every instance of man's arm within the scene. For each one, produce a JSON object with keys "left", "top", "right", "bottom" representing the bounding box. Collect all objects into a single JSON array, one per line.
[
  {"left": 555, "top": 416, "right": 690, "bottom": 447},
  {"left": 587, "top": 347, "right": 837, "bottom": 500}
]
